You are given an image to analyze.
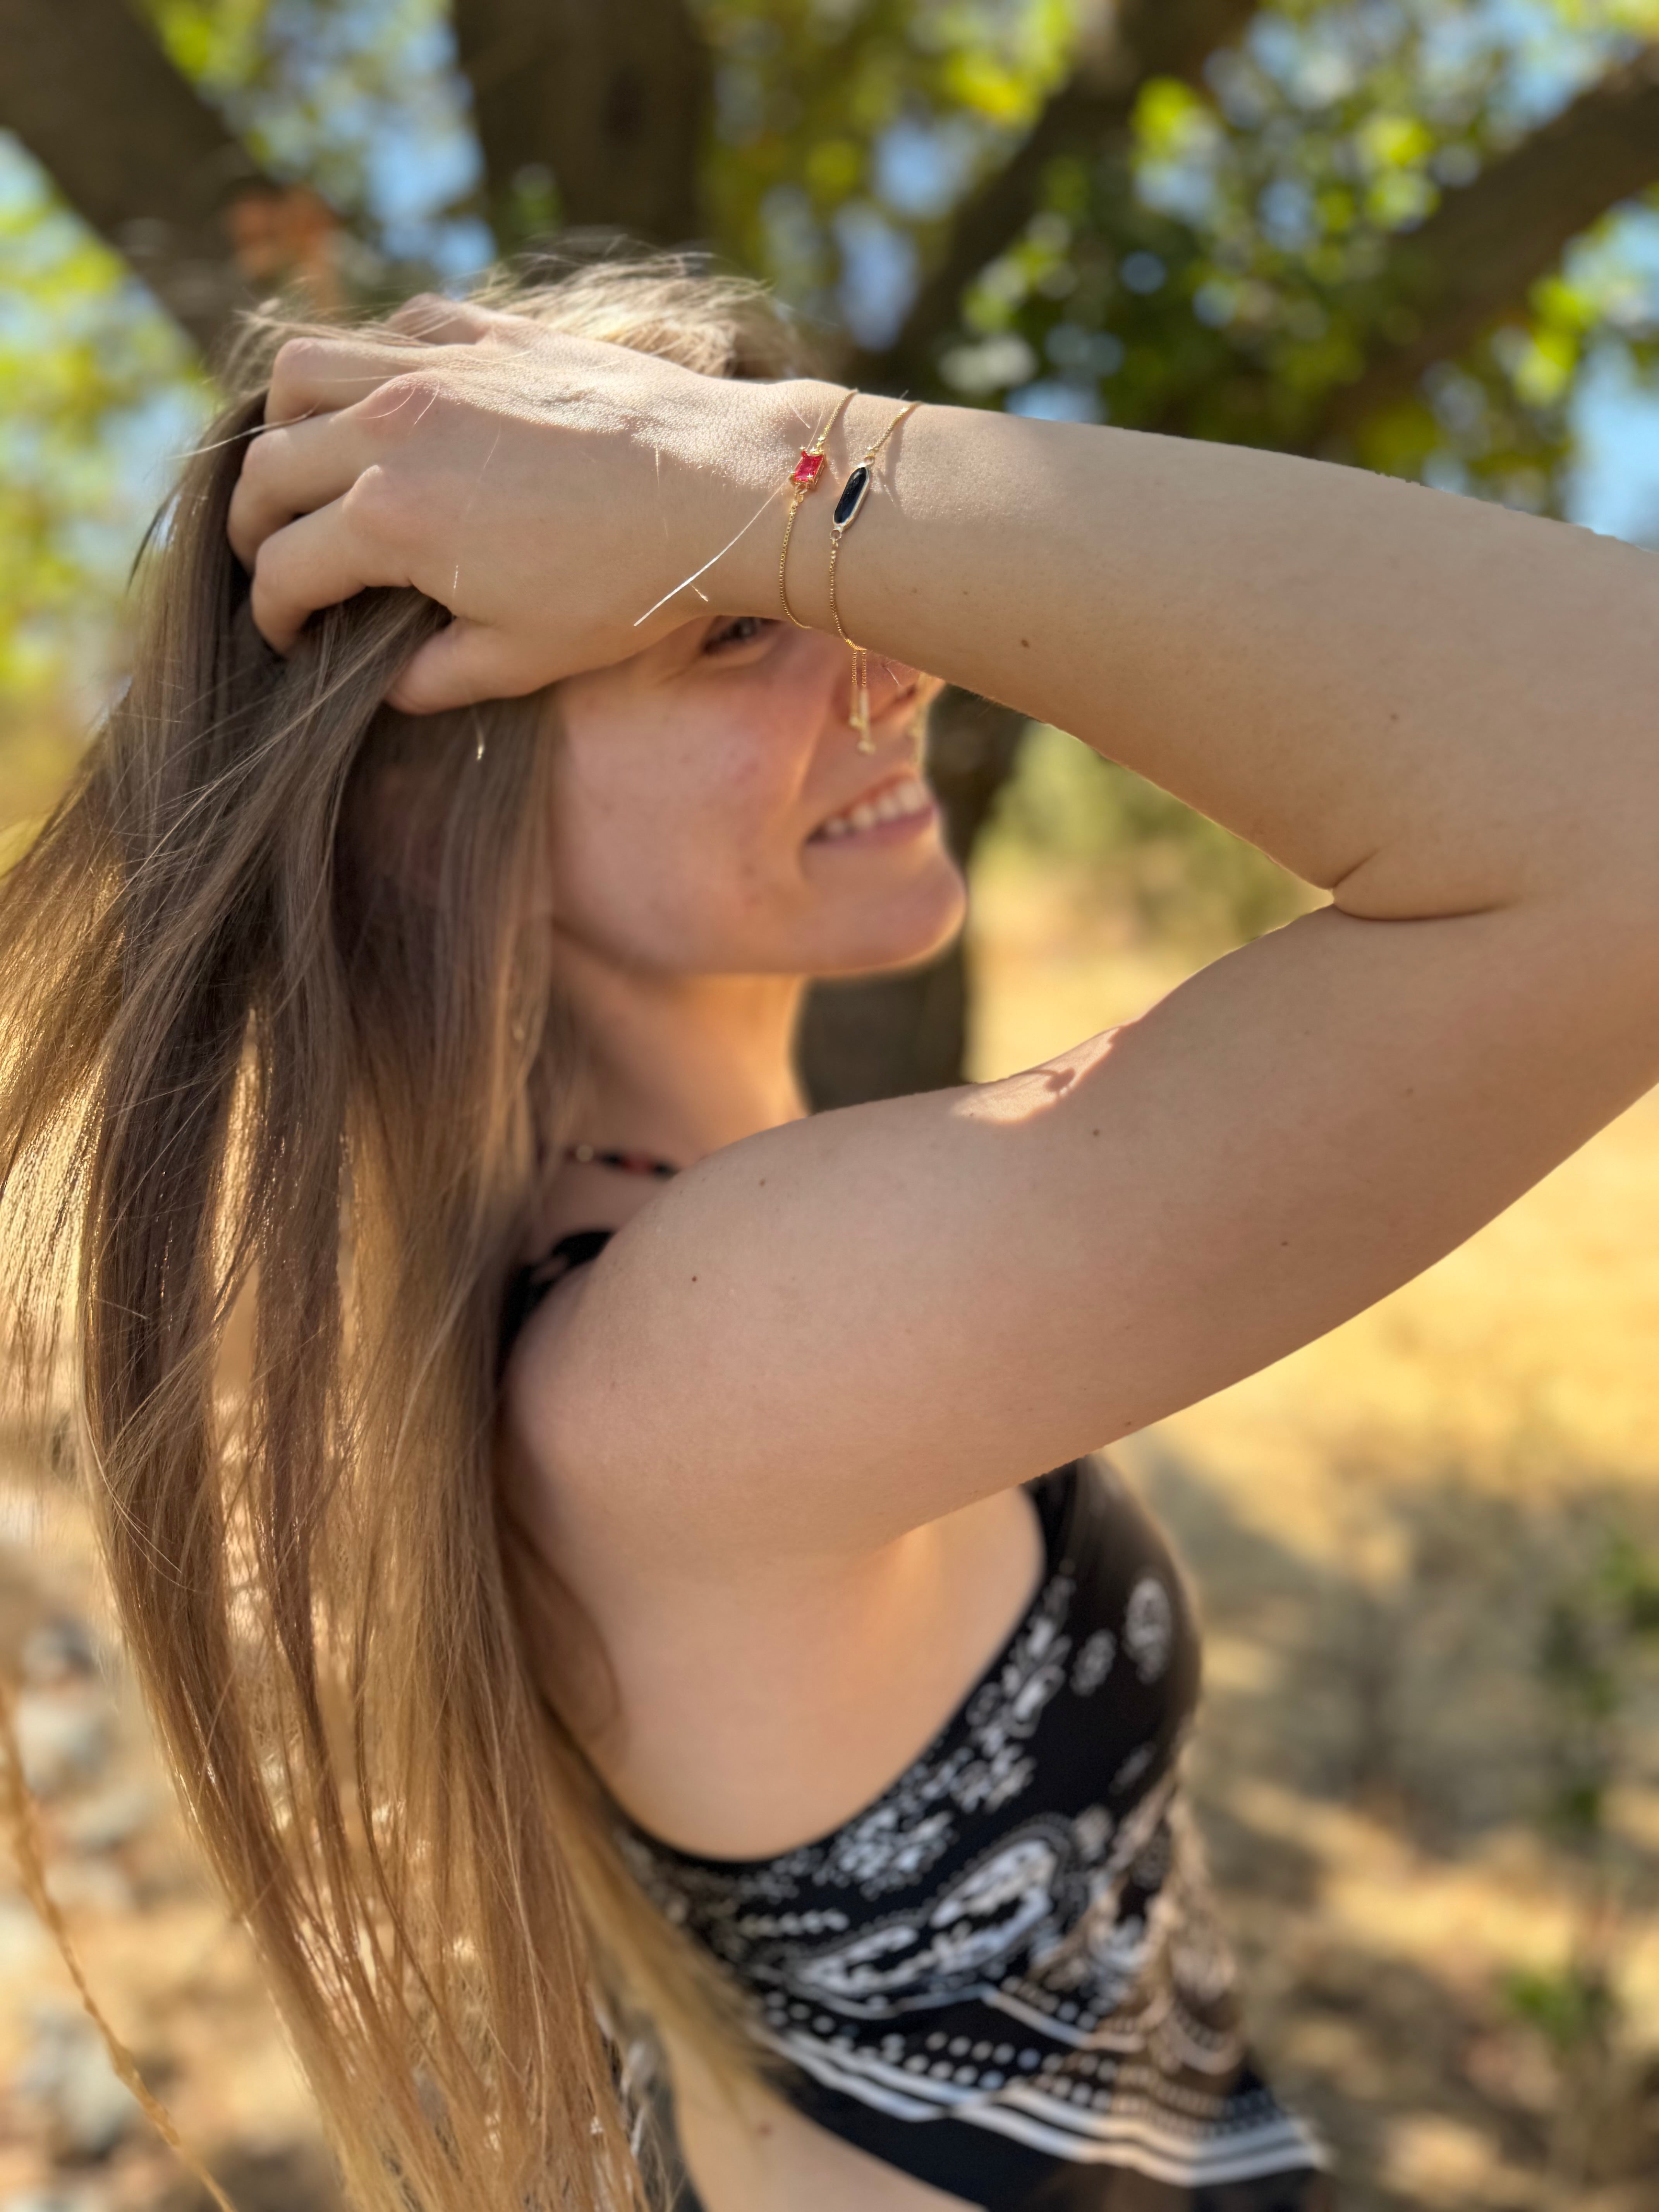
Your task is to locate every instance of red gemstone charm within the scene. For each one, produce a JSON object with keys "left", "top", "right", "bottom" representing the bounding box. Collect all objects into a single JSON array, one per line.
[{"left": 790, "top": 448, "right": 826, "bottom": 488}]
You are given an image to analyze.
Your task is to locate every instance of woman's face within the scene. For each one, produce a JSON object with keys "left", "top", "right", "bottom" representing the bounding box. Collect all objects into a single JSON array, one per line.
[{"left": 545, "top": 614, "right": 967, "bottom": 979}]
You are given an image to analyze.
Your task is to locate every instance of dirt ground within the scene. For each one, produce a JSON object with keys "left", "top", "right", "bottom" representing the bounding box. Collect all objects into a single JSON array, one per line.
[{"left": 2, "top": 859, "right": 1656, "bottom": 2212}]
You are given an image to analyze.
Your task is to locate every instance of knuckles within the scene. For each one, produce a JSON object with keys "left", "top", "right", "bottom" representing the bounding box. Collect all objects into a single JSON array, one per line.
[
  {"left": 358, "top": 371, "right": 446, "bottom": 435},
  {"left": 338, "top": 462, "right": 407, "bottom": 543},
  {"left": 236, "top": 422, "right": 282, "bottom": 490},
  {"left": 390, "top": 291, "right": 451, "bottom": 329},
  {"left": 246, "top": 551, "right": 291, "bottom": 647},
  {"left": 268, "top": 335, "right": 330, "bottom": 404},
  {"left": 249, "top": 521, "right": 291, "bottom": 589}
]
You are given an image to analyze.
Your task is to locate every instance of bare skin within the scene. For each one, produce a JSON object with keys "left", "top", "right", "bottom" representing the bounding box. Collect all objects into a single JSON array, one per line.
[{"left": 230, "top": 297, "right": 1659, "bottom": 2209}]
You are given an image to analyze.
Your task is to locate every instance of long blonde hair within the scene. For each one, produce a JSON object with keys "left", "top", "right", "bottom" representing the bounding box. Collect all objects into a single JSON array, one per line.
[{"left": 0, "top": 254, "right": 805, "bottom": 2212}]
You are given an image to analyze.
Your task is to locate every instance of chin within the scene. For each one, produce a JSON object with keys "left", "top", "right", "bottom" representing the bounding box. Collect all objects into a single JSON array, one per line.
[{"left": 809, "top": 864, "right": 968, "bottom": 979}]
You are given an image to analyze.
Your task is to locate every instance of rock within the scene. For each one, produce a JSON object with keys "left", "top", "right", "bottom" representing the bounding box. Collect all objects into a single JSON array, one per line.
[
  {"left": 58, "top": 1784, "right": 152, "bottom": 1855},
  {"left": 0, "top": 1893, "right": 51, "bottom": 1975},
  {"left": 14, "top": 2006, "right": 139, "bottom": 2162},
  {"left": 11, "top": 1687, "right": 111, "bottom": 1798},
  {"left": 0, "top": 2189, "right": 105, "bottom": 2212},
  {"left": 42, "top": 1858, "right": 135, "bottom": 1915},
  {"left": 20, "top": 1620, "right": 99, "bottom": 1687}
]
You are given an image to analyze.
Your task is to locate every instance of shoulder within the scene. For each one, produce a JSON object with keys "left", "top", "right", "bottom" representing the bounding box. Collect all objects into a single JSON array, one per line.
[{"left": 500, "top": 1080, "right": 1107, "bottom": 1566}]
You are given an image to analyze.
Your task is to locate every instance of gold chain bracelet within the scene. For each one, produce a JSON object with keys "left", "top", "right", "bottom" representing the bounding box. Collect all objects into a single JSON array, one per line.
[
  {"left": 827, "top": 400, "right": 921, "bottom": 752},
  {"left": 778, "top": 388, "right": 858, "bottom": 628}
]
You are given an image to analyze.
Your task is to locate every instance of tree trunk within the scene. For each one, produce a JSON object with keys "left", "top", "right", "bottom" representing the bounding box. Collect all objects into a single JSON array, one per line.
[
  {"left": 0, "top": 0, "right": 270, "bottom": 357},
  {"left": 452, "top": 0, "right": 709, "bottom": 249},
  {"left": 799, "top": 690, "right": 1028, "bottom": 1106}
]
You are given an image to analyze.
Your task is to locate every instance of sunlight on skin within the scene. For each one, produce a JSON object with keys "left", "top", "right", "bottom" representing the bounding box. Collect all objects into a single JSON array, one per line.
[{"left": 949, "top": 1025, "right": 1123, "bottom": 1125}]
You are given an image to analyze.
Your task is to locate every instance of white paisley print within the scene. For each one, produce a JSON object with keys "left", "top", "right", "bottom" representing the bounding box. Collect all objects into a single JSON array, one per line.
[{"left": 620, "top": 1459, "right": 1330, "bottom": 2208}]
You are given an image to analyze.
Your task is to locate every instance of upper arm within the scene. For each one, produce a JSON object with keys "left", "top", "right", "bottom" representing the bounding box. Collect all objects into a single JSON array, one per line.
[{"left": 525, "top": 894, "right": 1659, "bottom": 1565}]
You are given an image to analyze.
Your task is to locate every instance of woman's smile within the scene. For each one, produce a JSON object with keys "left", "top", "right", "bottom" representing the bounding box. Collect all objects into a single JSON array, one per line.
[{"left": 807, "top": 770, "right": 938, "bottom": 847}]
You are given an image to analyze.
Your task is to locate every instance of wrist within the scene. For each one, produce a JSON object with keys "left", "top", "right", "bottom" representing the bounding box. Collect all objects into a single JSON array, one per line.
[
  {"left": 760, "top": 386, "right": 929, "bottom": 640},
  {"left": 706, "top": 377, "right": 852, "bottom": 620}
]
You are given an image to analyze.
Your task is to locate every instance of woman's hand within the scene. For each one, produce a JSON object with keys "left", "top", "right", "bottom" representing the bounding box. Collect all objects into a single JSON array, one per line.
[{"left": 226, "top": 299, "right": 828, "bottom": 713}]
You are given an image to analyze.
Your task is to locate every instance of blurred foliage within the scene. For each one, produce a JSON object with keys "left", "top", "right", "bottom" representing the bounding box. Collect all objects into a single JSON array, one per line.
[
  {"left": 0, "top": 149, "right": 201, "bottom": 778},
  {"left": 1494, "top": 1521, "right": 1659, "bottom": 2182},
  {"left": 0, "top": 0, "right": 479, "bottom": 795},
  {"left": 1504, "top": 1955, "right": 1618, "bottom": 2054},
  {"left": 9, "top": 0, "right": 1659, "bottom": 848},
  {"left": 702, "top": 0, "right": 1077, "bottom": 344},
  {"left": 144, "top": 0, "right": 479, "bottom": 237},
  {"left": 1536, "top": 1523, "right": 1659, "bottom": 1848},
  {"left": 986, "top": 722, "right": 1316, "bottom": 949},
  {"left": 947, "top": 2, "right": 1659, "bottom": 497}
]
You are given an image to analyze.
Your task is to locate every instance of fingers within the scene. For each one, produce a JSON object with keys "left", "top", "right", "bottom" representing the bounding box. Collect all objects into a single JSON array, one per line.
[
  {"left": 265, "top": 301, "right": 529, "bottom": 422},
  {"left": 386, "top": 294, "right": 509, "bottom": 344},
  {"left": 264, "top": 335, "right": 425, "bottom": 426},
  {"left": 250, "top": 479, "right": 414, "bottom": 653},
  {"left": 246, "top": 325, "right": 512, "bottom": 569},
  {"left": 228, "top": 409, "right": 368, "bottom": 570},
  {"left": 386, "top": 621, "right": 538, "bottom": 716},
  {"left": 232, "top": 354, "right": 472, "bottom": 575}
]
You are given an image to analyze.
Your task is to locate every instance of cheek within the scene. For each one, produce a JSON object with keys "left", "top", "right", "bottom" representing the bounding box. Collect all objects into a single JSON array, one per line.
[{"left": 548, "top": 704, "right": 802, "bottom": 964}]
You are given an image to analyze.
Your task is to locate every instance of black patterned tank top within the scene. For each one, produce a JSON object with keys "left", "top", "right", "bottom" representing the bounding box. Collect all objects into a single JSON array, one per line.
[{"left": 507, "top": 1237, "right": 1331, "bottom": 2209}]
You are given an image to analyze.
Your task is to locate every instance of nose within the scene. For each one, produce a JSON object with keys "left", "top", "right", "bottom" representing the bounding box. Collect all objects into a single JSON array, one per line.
[{"left": 856, "top": 652, "right": 922, "bottom": 723}]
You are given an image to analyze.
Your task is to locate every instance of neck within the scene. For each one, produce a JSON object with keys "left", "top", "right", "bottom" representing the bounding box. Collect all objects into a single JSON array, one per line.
[{"left": 558, "top": 943, "right": 809, "bottom": 1170}]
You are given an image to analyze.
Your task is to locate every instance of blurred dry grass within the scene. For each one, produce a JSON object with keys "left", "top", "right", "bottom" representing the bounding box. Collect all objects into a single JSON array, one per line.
[
  {"left": 969, "top": 846, "right": 1659, "bottom": 2209},
  {"left": 1, "top": 757, "right": 1655, "bottom": 2211}
]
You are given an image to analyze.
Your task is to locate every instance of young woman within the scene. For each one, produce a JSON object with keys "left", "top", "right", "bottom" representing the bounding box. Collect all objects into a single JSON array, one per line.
[{"left": 3, "top": 254, "right": 1656, "bottom": 2212}]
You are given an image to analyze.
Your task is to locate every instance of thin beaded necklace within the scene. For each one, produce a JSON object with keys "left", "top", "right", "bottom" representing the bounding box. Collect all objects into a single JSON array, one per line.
[{"left": 562, "top": 1142, "right": 681, "bottom": 1181}]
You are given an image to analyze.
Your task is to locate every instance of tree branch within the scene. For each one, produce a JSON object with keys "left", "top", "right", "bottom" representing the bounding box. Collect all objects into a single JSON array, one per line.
[
  {"left": 1310, "top": 46, "right": 1659, "bottom": 448},
  {"left": 452, "top": 0, "right": 709, "bottom": 249},
  {"left": 0, "top": 0, "right": 273, "bottom": 356},
  {"left": 857, "top": 0, "right": 1260, "bottom": 395}
]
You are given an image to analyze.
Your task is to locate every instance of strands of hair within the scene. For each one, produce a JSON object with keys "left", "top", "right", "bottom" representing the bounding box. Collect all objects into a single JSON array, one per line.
[{"left": 0, "top": 249, "right": 805, "bottom": 2212}]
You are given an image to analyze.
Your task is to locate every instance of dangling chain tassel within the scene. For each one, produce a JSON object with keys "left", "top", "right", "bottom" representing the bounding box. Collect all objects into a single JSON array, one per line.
[
  {"left": 848, "top": 644, "right": 871, "bottom": 749},
  {"left": 828, "top": 400, "right": 920, "bottom": 753}
]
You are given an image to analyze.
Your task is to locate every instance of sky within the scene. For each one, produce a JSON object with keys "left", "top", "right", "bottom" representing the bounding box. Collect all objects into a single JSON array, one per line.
[{"left": 1571, "top": 339, "right": 1659, "bottom": 546}]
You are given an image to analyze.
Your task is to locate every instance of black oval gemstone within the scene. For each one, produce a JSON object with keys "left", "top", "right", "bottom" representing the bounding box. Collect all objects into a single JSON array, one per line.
[{"left": 833, "top": 465, "right": 872, "bottom": 529}]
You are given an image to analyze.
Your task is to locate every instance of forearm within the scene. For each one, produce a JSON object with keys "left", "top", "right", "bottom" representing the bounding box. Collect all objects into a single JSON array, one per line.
[{"left": 740, "top": 384, "right": 1659, "bottom": 922}]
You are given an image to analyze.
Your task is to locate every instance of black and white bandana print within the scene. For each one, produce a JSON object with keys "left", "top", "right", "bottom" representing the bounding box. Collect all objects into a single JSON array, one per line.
[{"left": 619, "top": 1459, "right": 1331, "bottom": 2210}]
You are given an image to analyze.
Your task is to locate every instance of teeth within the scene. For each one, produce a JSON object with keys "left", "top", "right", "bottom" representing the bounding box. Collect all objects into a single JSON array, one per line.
[{"left": 814, "top": 776, "right": 932, "bottom": 842}]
